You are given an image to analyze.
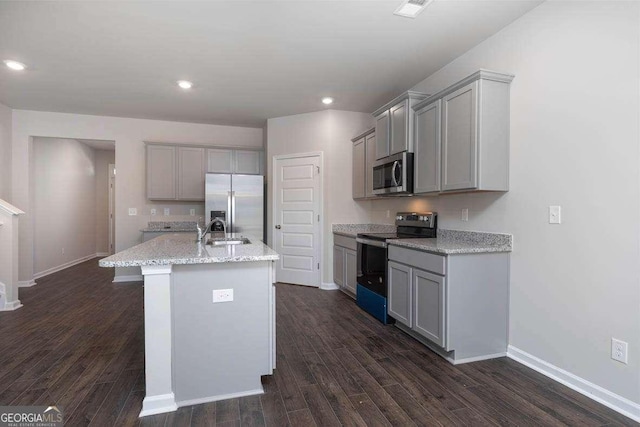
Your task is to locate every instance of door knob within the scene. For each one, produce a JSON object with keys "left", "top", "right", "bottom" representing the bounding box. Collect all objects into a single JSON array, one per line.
[{"left": 275, "top": 225, "right": 281, "bottom": 229}]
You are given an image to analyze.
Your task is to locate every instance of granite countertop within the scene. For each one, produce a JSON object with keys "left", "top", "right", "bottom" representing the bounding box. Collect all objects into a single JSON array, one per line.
[
  {"left": 332, "top": 223, "right": 397, "bottom": 238},
  {"left": 99, "top": 233, "right": 279, "bottom": 267},
  {"left": 140, "top": 221, "right": 198, "bottom": 232},
  {"left": 389, "top": 229, "right": 512, "bottom": 255}
]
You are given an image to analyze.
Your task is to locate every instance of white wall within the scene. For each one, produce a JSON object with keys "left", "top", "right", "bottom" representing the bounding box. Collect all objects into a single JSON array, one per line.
[
  {"left": 95, "top": 149, "right": 115, "bottom": 254},
  {"left": 0, "top": 103, "right": 12, "bottom": 201},
  {"left": 364, "top": 1, "right": 640, "bottom": 406},
  {"left": 33, "top": 138, "right": 98, "bottom": 276},
  {"left": 12, "top": 111, "right": 263, "bottom": 282},
  {"left": 266, "top": 109, "right": 373, "bottom": 284}
]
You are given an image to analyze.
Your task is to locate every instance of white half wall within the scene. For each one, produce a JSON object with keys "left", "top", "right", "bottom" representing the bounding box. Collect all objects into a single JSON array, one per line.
[
  {"left": 363, "top": 0, "right": 640, "bottom": 407},
  {"left": 266, "top": 109, "right": 373, "bottom": 284},
  {"left": 12, "top": 111, "right": 263, "bottom": 282},
  {"left": 0, "top": 102, "right": 12, "bottom": 201}
]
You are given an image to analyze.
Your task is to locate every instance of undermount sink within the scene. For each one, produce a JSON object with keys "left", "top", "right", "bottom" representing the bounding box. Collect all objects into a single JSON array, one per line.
[{"left": 206, "top": 237, "right": 251, "bottom": 246}]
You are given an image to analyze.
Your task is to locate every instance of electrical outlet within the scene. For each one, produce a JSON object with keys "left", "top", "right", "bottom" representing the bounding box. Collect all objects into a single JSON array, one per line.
[
  {"left": 128, "top": 208, "right": 137, "bottom": 216},
  {"left": 164, "top": 208, "right": 170, "bottom": 216},
  {"left": 61, "top": 247, "right": 65, "bottom": 255},
  {"left": 461, "top": 208, "right": 469, "bottom": 222},
  {"left": 549, "top": 206, "right": 561, "bottom": 224},
  {"left": 190, "top": 209, "right": 195, "bottom": 216},
  {"left": 212, "top": 289, "right": 234, "bottom": 303},
  {"left": 150, "top": 208, "right": 157, "bottom": 216},
  {"left": 612, "top": 338, "right": 628, "bottom": 364},
  {"left": 386, "top": 210, "right": 391, "bottom": 219}
]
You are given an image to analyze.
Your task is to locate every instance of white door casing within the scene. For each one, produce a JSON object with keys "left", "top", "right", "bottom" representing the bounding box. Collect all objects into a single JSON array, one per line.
[
  {"left": 273, "top": 153, "right": 322, "bottom": 287},
  {"left": 109, "top": 164, "right": 116, "bottom": 255}
]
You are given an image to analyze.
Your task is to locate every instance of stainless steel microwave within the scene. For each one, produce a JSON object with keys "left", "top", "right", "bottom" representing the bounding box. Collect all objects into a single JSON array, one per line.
[{"left": 372, "top": 152, "right": 413, "bottom": 195}]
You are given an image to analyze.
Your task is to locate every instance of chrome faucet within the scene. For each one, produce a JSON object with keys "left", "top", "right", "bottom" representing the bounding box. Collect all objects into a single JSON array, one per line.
[{"left": 197, "top": 218, "right": 227, "bottom": 243}]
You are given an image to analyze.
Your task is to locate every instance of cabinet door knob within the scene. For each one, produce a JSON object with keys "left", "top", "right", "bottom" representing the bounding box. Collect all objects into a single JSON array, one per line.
[{"left": 275, "top": 225, "right": 281, "bottom": 229}]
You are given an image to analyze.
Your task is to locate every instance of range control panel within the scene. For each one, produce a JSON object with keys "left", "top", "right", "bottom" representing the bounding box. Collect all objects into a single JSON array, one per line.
[{"left": 395, "top": 212, "right": 437, "bottom": 228}]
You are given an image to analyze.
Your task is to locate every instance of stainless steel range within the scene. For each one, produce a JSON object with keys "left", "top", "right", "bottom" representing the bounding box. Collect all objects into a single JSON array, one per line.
[{"left": 355, "top": 212, "right": 437, "bottom": 323}]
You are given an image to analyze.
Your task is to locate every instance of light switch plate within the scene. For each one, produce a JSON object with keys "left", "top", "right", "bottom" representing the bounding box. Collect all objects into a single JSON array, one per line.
[
  {"left": 549, "top": 206, "right": 561, "bottom": 224},
  {"left": 164, "top": 208, "right": 170, "bottom": 216},
  {"left": 461, "top": 209, "right": 469, "bottom": 222},
  {"left": 213, "top": 289, "right": 234, "bottom": 303},
  {"left": 128, "top": 208, "right": 137, "bottom": 216},
  {"left": 150, "top": 208, "right": 157, "bottom": 216}
]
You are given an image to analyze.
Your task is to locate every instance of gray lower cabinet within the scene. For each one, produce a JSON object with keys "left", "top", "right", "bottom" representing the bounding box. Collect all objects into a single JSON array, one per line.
[
  {"left": 333, "top": 234, "right": 357, "bottom": 297},
  {"left": 146, "top": 144, "right": 177, "bottom": 200},
  {"left": 388, "top": 244, "right": 509, "bottom": 364}
]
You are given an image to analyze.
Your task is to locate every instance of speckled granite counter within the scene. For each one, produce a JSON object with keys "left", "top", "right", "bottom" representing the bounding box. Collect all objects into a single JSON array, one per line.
[
  {"left": 99, "top": 233, "right": 279, "bottom": 267},
  {"left": 332, "top": 223, "right": 396, "bottom": 238},
  {"left": 140, "top": 221, "right": 198, "bottom": 232},
  {"left": 390, "top": 229, "right": 512, "bottom": 255}
]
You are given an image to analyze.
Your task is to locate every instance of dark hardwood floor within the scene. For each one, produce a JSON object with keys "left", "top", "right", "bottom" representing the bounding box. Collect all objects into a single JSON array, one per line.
[{"left": 0, "top": 259, "right": 636, "bottom": 426}]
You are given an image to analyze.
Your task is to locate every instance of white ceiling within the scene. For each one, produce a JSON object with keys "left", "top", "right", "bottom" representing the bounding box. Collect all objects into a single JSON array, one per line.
[{"left": 0, "top": 1, "right": 543, "bottom": 128}]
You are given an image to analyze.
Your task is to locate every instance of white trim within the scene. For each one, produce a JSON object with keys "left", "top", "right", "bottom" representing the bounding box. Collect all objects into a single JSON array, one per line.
[
  {"left": 141, "top": 265, "right": 173, "bottom": 276},
  {"left": 272, "top": 151, "right": 324, "bottom": 288},
  {"left": 452, "top": 352, "right": 507, "bottom": 365},
  {"left": 0, "top": 300, "right": 23, "bottom": 311},
  {"left": 139, "top": 393, "right": 178, "bottom": 418},
  {"left": 112, "top": 274, "right": 143, "bottom": 283},
  {"left": 175, "top": 388, "right": 264, "bottom": 408},
  {"left": 33, "top": 253, "right": 98, "bottom": 280},
  {"left": 0, "top": 199, "right": 25, "bottom": 216},
  {"left": 508, "top": 345, "right": 640, "bottom": 423},
  {"left": 18, "top": 279, "right": 37, "bottom": 288},
  {"left": 96, "top": 252, "right": 110, "bottom": 257},
  {"left": 320, "top": 281, "right": 340, "bottom": 291}
]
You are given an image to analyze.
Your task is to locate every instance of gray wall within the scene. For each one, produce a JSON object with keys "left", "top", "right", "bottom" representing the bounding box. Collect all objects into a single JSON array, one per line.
[{"left": 0, "top": 102, "right": 11, "bottom": 201}]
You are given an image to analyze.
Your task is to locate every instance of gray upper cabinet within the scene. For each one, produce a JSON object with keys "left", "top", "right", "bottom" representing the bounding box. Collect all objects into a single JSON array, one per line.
[
  {"left": 234, "top": 150, "right": 262, "bottom": 175},
  {"left": 207, "top": 149, "right": 234, "bottom": 173},
  {"left": 414, "top": 99, "right": 442, "bottom": 194},
  {"left": 177, "top": 147, "right": 206, "bottom": 201},
  {"left": 374, "top": 111, "right": 390, "bottom": 160},
  {"left": 413, "top": 268, "right": 445, "bottom": 347},
  {"left": 413, "top": 70, "right": 514, "bottom": 194},
  {"left": 365, "top": 132, "right": 376, "bottom": 198},
  {"left": 147, "top": 145, "right": 177, "bottom": 200},
  {"left": 373, "top": 91, "right": 429, "bottom": 160},
  {"left": 352, "top": 137, "right": 366, "bottom": 200}
]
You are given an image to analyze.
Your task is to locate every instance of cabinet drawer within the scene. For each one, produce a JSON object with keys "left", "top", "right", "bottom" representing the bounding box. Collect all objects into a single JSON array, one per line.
[
  {"left": 334, "top": 234, "right": 357, "bottom": 251},
  {"left": 388, "top": 245, "right": 445, "bottom": 276}
]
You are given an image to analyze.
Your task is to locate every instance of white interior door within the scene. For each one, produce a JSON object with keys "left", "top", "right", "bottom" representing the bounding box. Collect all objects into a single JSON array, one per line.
[{"left": 273, "top": 154, "right": 321, "bottom": 287}]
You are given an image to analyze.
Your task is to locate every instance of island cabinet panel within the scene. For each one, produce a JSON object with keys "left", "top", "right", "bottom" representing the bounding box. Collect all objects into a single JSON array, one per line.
[
  {"left": 374, "top": 110, "right": 390, "bottom": 160},
  {"left": 352, "top": 137, "right": 366, "bottom": 200},
  {"left": 147, "top": 145, "right": 176, "bottom": 200},
  {"left": 207, "top": 148, "right": 234, "bottom": 173},
  {"left": 414, "top": 99, "right": 441, "bottom": 194},
  {"left": 177, "top": 147, "right": 206, "bottom": 201},
  {"left": 365, "top": 132, "right": 376, "bottom": 198},
  {"left": 388, "top": 261, "right": 412, "bottom": 327}
]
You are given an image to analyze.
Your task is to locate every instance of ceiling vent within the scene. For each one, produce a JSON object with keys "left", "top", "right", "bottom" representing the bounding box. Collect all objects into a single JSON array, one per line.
[{"left": 394, "top": 0, "right": 433, "bottom": 18}]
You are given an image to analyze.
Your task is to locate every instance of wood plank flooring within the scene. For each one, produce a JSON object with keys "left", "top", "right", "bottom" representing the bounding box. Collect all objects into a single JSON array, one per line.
[{"left": 0, "top": 259, "right": 636, "bottom": 426}]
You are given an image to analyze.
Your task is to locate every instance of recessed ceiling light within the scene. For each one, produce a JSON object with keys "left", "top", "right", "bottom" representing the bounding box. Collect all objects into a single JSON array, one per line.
[
  {"left": 322, "top": 97, "right": 334, "bottom": 105},
  {"left": 3, "top": 60, "right": 26, "bottom": 71},
  {"left": 394, "top": 0, "right": 433, "bottom": 18},
  {"left": 177, "top": 80, "right": 193, "bottom": 89}
]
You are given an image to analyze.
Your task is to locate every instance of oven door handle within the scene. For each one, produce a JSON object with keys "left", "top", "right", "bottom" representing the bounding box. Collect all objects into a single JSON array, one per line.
[{"left": 356, "top": 237, "right": 388, "bottom": 248}]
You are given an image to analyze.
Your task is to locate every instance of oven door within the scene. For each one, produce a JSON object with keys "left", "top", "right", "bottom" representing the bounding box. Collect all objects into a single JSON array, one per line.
[
  {"left": 372, "top": 152, "right": 413, "bottom": 195},
  {"left": 356, "top": 238, "right": 388, "bottom": 296}
]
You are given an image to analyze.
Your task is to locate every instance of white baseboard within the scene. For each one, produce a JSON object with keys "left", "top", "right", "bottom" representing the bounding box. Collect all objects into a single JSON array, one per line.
[
  {"left": 0, "top": 299, "right": 23, "bottom": 311},
  {"left": 139, "top": 393, "right": 178, "bottom": 418},
  {"left": 113, "top": 275, "right": 143, "bottom": 283},
  {"left": 96, "top": 252, "right": 110, "bottom": 257},
  {"left": 34, "top": 253, "right": 99, "bottom": 280},
  {"left": 175, "top": 388, "right": 264, "bottom": 408},
  {"left": 320, "top": 281, "right": 340, "bottom": 291},
  {"left": 507, "top": 345, "right": 640, "bottom": 423},
  {"left": 18, "top": 279, "right": 37, "bottom": 288}
]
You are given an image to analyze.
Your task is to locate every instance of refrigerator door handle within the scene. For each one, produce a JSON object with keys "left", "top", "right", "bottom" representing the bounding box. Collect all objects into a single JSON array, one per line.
[
  {"left": 227, "top": 190, "right": 233, "bottom": 233},
  {"left": 230, "top": 191, "right": 236, "bottom": 233}
]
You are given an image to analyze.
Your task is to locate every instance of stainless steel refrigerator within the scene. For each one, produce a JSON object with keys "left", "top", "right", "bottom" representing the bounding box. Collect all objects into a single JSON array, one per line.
[{"left": 205, "top": 174, "right": 264, "bottom": 240}]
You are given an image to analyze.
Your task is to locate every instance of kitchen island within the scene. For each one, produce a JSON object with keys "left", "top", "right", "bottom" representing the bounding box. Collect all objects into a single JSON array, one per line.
[{"left": 99, "top": 233, "right": 279, "bottom": 417}]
